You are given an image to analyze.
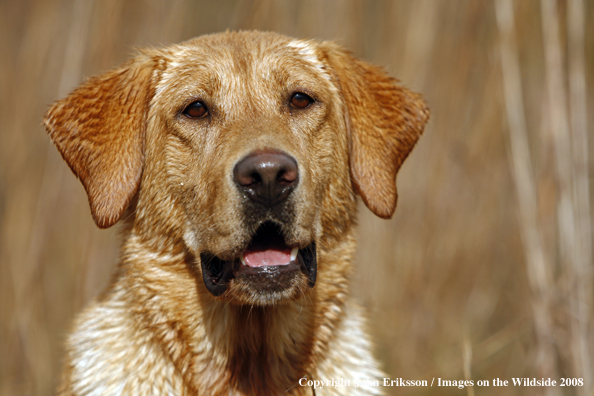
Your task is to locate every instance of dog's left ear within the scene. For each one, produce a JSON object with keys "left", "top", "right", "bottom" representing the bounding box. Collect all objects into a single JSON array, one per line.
[
  {"left": 321, "top": 43, "right": 429, "bottom": 219},
  {"left": 44, "top": 53, "right": 159, "bottom": 228}
]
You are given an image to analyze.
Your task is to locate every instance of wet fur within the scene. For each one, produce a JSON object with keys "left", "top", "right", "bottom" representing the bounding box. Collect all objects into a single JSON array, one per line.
[{"left": 45, "top": 31, "right": 428, "bottom": 395}]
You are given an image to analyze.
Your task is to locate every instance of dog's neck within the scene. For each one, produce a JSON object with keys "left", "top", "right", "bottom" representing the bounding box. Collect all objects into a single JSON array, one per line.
[
  {"left": 206, "top": 300, "right": 316, "bottom": 394},
  {"left": 117, "top": 233, "right": 352, "bottom": 395}
]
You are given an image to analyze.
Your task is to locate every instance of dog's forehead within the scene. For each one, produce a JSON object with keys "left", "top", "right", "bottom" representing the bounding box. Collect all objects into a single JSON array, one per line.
[{"left": 154, "top": 35, "right": 333, "bottom": 104}]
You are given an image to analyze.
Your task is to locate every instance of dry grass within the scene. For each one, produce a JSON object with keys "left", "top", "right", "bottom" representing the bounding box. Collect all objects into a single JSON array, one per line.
[{"left": 0, "top": 1, "right": 592, "bottom": 395}]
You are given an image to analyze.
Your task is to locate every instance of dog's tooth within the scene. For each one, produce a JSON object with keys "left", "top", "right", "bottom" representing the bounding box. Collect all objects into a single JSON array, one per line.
[
  {"left": 290, "top": 247, "right": 298, "bottom": 262},
  {"left": 240, "top": 254, "right": 247, "bottom": 266}
]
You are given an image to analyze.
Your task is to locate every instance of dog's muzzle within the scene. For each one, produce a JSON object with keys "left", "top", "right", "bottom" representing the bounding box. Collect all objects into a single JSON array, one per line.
[{"left": 199, "top": 150, "right": 316, "bottom": 299}]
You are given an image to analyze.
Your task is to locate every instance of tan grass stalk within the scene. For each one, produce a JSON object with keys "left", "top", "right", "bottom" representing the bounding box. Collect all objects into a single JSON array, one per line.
[
  {"left": 494, "top": 1, "right": 559, "bottom": 393},
  {"left": 541, "top": 0, "right": 593, "bottom": 392},
  {"left": 540, "top": 0, "right": 576, "bottom": 282},
  {"left": 462, "top": 336, "right": 475, "bottom": 396},
  {"left": 567, "top": 0, "right": 593, "bottom": 392}
]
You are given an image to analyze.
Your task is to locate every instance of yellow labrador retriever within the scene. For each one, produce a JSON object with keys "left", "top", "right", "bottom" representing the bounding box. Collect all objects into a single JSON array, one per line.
[{"left": 45, "top": 31, "right": 428, "bottom": 396}]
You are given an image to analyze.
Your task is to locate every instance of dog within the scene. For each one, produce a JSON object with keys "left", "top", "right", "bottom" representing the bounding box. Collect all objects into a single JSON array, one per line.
[{"left": 44, "top": 31, "right": 428, "bottom": 395}]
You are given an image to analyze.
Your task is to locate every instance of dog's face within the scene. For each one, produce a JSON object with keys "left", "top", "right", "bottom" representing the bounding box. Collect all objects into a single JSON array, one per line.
[
  {"left": 149, "top": 35, "right": 345, "bottom": 303},
  {"left": 44, "top": 31, "right": 428, "bottom": 307}
]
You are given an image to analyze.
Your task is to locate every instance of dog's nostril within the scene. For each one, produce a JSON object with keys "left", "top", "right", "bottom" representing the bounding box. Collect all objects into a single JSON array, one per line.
[
  {"left": 247, "top": 172, "right": 262, "bottom": 186},
  {"left": 277, "top": 167, "right": 298, "bottom": 184},
  {"left": 235, "top": 169, "right": 263, "bottom": 187},
  {"left": 253, "top": 172, "right": 262, "bottom": 184},
  {"left": 234, "top": 150, "right": 298, "bottom": 207}
]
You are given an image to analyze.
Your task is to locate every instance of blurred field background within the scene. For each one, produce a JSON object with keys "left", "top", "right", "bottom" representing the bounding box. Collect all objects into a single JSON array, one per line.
[{"left": 1, "top": 0, "right": 593, "bottom": 395}]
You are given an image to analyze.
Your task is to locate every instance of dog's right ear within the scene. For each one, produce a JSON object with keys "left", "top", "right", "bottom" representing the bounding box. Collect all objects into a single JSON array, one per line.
[{"left": 44, "top": 54, "right": 159, "bottom": 228}]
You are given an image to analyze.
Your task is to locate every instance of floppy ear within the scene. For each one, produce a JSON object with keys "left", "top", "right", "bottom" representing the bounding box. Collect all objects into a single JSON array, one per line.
[
  {"left": 44, "top": 54, "right": 159, "bottom": 228},
  {"left": 321, "top": 43, "right": 429, "bottom": 219}
]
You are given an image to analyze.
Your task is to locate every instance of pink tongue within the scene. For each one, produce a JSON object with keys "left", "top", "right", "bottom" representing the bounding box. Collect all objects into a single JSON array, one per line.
[{"left": 244, "top": 248, "right": 292, "bottom": 267}]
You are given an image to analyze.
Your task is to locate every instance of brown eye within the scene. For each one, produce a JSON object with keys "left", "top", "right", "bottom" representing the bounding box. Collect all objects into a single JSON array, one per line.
[
  {"left": 290, "top": 92, "right": 314, "bottom": 109},
  {"left": 183, "top": 101, "right": 208, "bottom": 118}
]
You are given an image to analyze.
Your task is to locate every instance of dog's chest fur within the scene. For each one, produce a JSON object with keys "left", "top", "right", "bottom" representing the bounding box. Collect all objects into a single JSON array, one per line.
[{"left": 63, "top": 237, "right": 384, "bottom": 396}]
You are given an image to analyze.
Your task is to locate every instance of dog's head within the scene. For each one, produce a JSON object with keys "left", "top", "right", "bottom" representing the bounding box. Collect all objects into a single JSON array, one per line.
[{"left": 44, "top": 31, "right": 428, "bottom": 306}]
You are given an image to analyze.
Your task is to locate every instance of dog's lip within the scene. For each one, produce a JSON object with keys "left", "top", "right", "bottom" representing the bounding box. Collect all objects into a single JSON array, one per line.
[
  {"left": 200, "top": 243, "right": 317, "bottom": 297},
  {"left": 236, "top": 243, "right": 316, "bottom": 285},
  {"left": 200, "top": 221, "right": 316, "bottom": 297},
  {"left": 236, "top": 245, "right": 308, "bottom": 274}
]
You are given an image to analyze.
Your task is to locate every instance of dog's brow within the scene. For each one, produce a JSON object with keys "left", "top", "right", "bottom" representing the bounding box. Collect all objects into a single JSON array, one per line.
[
  {"left": 287, "top": 40, "right": 331, "bottom": 81},
  {"left": 154, "top": 50, "right": 185, "bottom": 100}
]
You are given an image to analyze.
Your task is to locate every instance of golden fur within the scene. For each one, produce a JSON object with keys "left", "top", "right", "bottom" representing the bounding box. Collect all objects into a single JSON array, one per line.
[{"left": 44, "top": 31, "right": 428, "bottom": 395}]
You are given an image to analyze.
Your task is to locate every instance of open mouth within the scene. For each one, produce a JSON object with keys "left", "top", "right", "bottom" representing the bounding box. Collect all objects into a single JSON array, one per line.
[{"left": 200, "top": 222, "right": 317, "bottom": 297}]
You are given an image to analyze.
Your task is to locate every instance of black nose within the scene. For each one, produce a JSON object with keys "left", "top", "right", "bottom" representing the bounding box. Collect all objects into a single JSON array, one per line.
[{"left": 233, "top": 150, "right": 298, "bottom": 207}]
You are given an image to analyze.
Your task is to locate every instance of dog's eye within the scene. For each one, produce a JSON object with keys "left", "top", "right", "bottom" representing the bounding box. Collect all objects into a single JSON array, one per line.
[
  {"left": 290, "top": 92, "right": 314, "bottom": 109},
  {"left": 183, "top": 101, "right": 208, "bottom": 118}
]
